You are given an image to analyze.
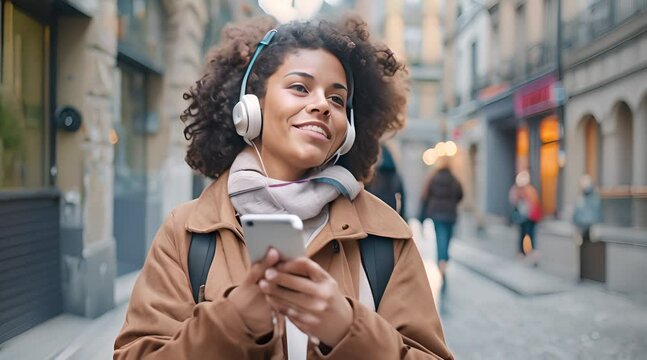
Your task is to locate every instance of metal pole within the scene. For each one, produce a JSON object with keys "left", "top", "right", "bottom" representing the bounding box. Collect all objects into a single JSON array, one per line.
[{"left": 556, "top": 0, "right": 565, "bottom": 215}]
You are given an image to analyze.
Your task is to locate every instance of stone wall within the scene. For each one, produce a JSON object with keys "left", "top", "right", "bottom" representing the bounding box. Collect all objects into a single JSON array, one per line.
[{"left": 57, "top": 0, "right": 118, "bottom": 317}]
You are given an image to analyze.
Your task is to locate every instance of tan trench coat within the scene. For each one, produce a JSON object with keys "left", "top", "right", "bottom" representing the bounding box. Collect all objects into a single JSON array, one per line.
[{"left": 114, "top": 171, "right": 453, "bottom": 359}]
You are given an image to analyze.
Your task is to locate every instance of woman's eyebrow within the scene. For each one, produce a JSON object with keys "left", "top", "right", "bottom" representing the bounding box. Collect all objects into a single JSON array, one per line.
[
  {"left": 284, "top": 71, "right": 314, "bottom": 79},
  {"left": 284, "top": 71, "right": 347, "bottom": 92}
]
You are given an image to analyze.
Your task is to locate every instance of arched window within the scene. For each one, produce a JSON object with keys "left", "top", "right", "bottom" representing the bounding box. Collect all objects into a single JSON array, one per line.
[
  {"left": 614, "top": 102, "right": 633, "bottom": 186},
  {"left": 584, "top": 115, "right": 600, "bottom": 184}
]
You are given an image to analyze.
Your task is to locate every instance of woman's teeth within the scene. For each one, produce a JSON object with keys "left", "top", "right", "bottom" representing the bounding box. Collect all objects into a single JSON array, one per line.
[{"left": 299, "top": 125, "right": 327, "bottom": 138}]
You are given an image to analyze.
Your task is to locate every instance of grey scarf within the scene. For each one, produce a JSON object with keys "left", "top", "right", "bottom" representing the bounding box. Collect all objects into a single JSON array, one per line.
[{"left": 228, "top": 147, "right": 361, "bottom": 241}]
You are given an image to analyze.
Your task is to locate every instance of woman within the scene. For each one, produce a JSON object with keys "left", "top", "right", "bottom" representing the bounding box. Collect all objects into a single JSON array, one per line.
[
  {"left": 418, "top": 158, "right": 463, "bottom": 287},
  {"left": 114, "top": 15, "right": 452, "bottom": 359},
  {"left": 509, "top": 170, "right": 542, "bottom": 257}
]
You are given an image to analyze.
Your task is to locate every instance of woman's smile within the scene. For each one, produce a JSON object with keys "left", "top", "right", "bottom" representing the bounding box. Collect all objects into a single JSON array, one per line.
[{"left": 292, "top": 121, "right": 332, "bottom": 141}]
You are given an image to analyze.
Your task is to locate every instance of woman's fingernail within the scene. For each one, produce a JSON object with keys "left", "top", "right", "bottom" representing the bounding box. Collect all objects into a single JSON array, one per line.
[
  {"left": 265, "top": 268, "right": 277, "bottom": 279},
  {"left": 259, "top": 280, "right": 268, "bottom": 289}
]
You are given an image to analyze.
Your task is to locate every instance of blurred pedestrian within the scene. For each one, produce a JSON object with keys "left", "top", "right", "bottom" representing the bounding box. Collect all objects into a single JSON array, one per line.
[
  {"left": 573, "top": 174, "right": 604, "bottom": 281},
  {"left": 114, "top": 15, "right": 452, "bottom": 359},
  {"left": 508, "top": 170, "right": 542, "bottom": 258},
  {"left": 366, "top": 144, "right": 406, "bottom": 217},
  {"left": 572, "top": 174, "right": 602, "bottom": 241},
  {"left": 419, "top": 157, "right": 463, "bottom": 287}
]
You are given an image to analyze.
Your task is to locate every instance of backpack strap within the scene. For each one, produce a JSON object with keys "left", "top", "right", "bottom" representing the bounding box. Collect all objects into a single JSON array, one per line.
[
  {"left": 187, "top": 231, "right": 395, "bottom": 309},
  {"left": 188, "top": 232, "right": 217, "bottom": 303},
  {"left": 359, "top": 234, "right": 395, "bottom": 310}
]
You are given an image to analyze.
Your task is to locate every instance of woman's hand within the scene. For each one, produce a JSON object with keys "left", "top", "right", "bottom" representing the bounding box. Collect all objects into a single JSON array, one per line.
[
  {"left": 228, "top": 248, "right": 281, "bottom": 334},
  {"left": 258, "top": 257, "right": 353, "bottom": 347}
]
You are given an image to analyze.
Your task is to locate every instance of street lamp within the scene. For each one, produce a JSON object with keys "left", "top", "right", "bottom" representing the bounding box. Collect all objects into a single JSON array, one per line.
[{"left": 258, "top": 0, "right": 325, "bottom": 23}]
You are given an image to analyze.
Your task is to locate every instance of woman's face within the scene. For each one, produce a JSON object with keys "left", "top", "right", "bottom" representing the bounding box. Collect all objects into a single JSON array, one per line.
[{"left": 258, "top": 48, "right": 349, "bottom": 181}]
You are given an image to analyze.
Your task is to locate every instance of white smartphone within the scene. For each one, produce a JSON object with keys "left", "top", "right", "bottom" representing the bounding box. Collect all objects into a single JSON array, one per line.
[{"left": 240, "top": 214, "right": 306, "bottom": 262}]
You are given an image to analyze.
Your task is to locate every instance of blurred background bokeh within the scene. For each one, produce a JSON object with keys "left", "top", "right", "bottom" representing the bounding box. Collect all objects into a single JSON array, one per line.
[{"left": 1, "top": 0, "right": 646, "bottom": 358}]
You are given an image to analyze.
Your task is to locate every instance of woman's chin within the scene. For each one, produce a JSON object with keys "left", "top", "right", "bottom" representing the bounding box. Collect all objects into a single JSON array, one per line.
[{"left": 291, "top": 150, "right": 329, "bottom": 170}]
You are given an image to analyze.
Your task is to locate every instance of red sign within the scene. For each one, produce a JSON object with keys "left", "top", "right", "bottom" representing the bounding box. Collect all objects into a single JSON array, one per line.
[{"left": 514, "top": 74, "right": 558, "bottom": 118}]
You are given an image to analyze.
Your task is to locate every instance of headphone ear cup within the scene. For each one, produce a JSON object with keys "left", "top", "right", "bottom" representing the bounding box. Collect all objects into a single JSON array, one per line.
[
  {"left": 339, "top": 122, "right": 355, "bottom": 155},
  {"left": 232, "top": 94, "right": 262, "bottom": 143}
]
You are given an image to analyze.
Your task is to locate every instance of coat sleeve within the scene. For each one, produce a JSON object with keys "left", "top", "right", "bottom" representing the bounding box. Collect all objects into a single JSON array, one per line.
[
  {"left": 419, "top": 179, "right": 431, "bottom": 222},
  {"left": 455, "top": 179, "right": 463, "bottom": 202},
  {"left": 113, "top": 211, "right": 279, "bottom": 359},
  {"left": 313, "top": 238, "right": 454, "bottom": 359}
]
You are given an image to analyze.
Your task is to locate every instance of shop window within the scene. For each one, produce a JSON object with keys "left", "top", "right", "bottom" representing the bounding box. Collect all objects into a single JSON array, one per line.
[
  {"left": 516, "top": 126, "right": 529, "bottom": 172},
  {"left": 0, "top": 2, "right": 49, "bottom": 189},
  {"left": 539, "top": 115, "right": 559, "bottom": 216},
  {"left": 114, "top": 65, "right": 147, "bottom": 197}
]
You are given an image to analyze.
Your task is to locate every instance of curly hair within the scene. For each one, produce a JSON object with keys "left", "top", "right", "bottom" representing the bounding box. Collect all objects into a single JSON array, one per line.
[{"left": 181, "top": 14, "right": 407, "bottom": 181}]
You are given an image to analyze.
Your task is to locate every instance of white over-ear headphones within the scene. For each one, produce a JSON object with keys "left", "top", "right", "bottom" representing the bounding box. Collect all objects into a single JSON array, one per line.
[{"left": 232, "top": 29, "right": 356, "bottom": 155}]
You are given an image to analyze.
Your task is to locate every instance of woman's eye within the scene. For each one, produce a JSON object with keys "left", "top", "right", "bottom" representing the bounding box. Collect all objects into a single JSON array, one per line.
[
  {"left": 330, "top": 95, "right": 345, "bottom": 106},
  {"left": 290, "top": 84, "right": 308, "bottom": 93}
]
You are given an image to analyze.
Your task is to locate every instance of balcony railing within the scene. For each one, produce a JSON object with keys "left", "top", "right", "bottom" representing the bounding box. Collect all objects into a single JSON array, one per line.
[
  {"left": 525, "top": 42, "right": 556, "bottom": 76},
  {"left": 510, "top": 41, "right": 557, "bottom": 83},
  {"left": 563, "top": 0, "right": 647, "bottom": 51}
]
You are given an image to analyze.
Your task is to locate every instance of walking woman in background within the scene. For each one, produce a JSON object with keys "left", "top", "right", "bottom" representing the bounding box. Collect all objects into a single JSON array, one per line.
[
  {"left": 419, "top": 158, "right": 463, "bottom": 290},
  {"left": 509, "top": 170, "right": 542, "bottom": 258},
  {"left": 114, "top": 14, "right": 452, "bottom": 359}
]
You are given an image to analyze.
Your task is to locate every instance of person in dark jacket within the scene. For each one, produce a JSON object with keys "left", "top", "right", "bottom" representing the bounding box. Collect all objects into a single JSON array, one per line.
[
  {"left": 366, "top": 145, "right": 406, "bottom": 218},
  {"left": 419, "top": 158, "right": 463, "bottom": 283}
]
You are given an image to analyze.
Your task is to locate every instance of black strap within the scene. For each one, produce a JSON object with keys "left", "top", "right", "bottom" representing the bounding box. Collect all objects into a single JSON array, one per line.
[
  {"left": 187, "top": 231, "right": 394, "bottom": 308},
  {"left": 188, "top": 232, "right": 216, "bottom": 303},
  {"left": 359, "top": 235, "right": 395, "bottom": 310}
]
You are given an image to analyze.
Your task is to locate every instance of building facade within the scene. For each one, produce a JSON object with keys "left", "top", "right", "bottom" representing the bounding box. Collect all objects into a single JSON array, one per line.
[
  {"left": 369, "top": 0, "right": 444, "bottom": 219},
  {"left": 441, "top": 0, "right": 647, "bottom": 291},
  {"left": 0, "top": 0, "right": 239, "bottom": 343},
  {"left": 561, "top": 0, "right": 647, "bottom": 291}
]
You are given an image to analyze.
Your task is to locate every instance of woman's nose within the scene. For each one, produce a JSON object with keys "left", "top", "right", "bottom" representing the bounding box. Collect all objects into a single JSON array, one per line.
[{"left": 306, "top": 92, "right": 331, "bottom": 117}]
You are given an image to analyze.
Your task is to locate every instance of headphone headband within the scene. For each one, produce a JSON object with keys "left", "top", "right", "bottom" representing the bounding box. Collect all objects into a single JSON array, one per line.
[
  {"left": 233, "top": 27, "right": 356, "bottom": 156},
  {"left": 239, "top": 29, "right": 277, "bottom": 100}
]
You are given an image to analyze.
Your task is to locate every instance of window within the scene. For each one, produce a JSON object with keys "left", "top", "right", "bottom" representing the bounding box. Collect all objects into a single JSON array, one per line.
[
  {"left": 514, "top": 3, "right": 526, "bottom": 80},
  {"left": 407, "top": 81, "right": 421, "bottom": 119},
  {"left": 470, "top": 41, "right": 478, "bottom": 100},
  {"left": 584, "top": 117, "right": 600, "bottom": 183},
  {"left": 539, "top": 115, "right": 560, "bottom": 216},
  {"left": 404, "top": 26, "right": 422, "bottom": 64},
  {"left": 0, "top": 2, "right": 49, "bottom": 189},
  {"left": 114, "top": 64, "right": 148, "bottom": 196},
  {"left": 543, "top": 0, "right": 556, "bottom": 44},
  {"left": 117, "top": 0, "right": 165, "bottom": 70},
  {"left": 490, "top": 22, "right": 500, "bottom": 81}
]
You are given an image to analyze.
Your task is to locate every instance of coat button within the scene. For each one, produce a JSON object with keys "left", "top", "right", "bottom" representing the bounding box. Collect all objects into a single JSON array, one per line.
[
  {"left": 341, "top": 224, "right": 349, "bottom": 230},
  {"left": 332, "top": 240, "right": 340, "bottom": 253}
]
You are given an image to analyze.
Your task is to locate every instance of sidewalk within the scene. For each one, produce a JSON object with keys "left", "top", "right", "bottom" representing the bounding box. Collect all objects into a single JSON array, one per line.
[
  {"left": 451, "top": 240, "right": 575, "bottom": 296},
  {"left": 0, "top": 271, "right": 138, "bottom": 360}
]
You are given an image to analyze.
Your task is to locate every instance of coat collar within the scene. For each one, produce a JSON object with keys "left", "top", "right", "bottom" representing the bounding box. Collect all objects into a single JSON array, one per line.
[{"left": 185, "top": 170, "right": 412, "bottom": 252}]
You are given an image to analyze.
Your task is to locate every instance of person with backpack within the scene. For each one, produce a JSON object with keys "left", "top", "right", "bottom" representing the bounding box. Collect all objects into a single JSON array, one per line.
[
  {"left": 366, "top": 144, "right": 407, "bottom": 218},
  {"left": 114, "top": 15, "right": 452, "bottom": 359}
]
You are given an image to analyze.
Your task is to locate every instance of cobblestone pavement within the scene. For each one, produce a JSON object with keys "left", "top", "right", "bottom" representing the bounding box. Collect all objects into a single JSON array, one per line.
[{"left": 436, "top": 260, "right": 647, "bottom": 359}]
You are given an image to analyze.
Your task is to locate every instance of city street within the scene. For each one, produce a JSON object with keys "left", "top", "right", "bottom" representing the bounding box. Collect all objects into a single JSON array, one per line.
[
  {"left": 413, "top": 220, "right": 647, "bottom": 360},
  {"left": 3, "top": 225, "right": 646, "bottom": 359},
  {"left": 439, "top": 261, "right": 647, "bottom": 359}
]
